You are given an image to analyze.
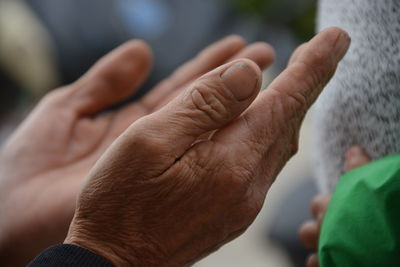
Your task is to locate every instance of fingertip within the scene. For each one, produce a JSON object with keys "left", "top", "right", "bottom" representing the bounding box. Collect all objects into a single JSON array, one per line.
[
  {"left": 319, "top": 26, "right": 348, "bottom": 38},
  {"left": 299, "top": 221, "right": 319, "bottom": 249},
  {"left": 201, "top": 35, "right": 246, "bottom": 59},
  {"left": 240, "top": 42, "right": 276, "bottom": 70},
  {"left": 223, "top": 34, "right": 247, "bottom": 47},
  {"left": 72, "top": 40, "right": 153, "bottom": 115},
  {"left": 276, "top": 27, "right": 350, "bottom": 112},
  {"left": 311, "top": 194, "right": 331, "bottom": 218},
  {"left": 317, "top": 27, "right": 351, "bottom": 60},
  {"left": 259, "top": 42, "right": 276, "bottom": 65},
  {"left": 220, "top": 58, "right": 262, "bottom": 101},
  {"left": 235, "top": 58, "right": 263, "bottom": 80},
  {"left": 119, "top": 39, "right": 153, "bottom": 69},
  {"left": 83, "top": 39, "right": 153, "bottom": 85},
  {"left": 317, "top": 27, "right": 349, "bottom": 43}
]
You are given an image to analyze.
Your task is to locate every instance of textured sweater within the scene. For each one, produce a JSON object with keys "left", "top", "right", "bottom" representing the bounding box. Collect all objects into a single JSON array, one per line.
[{"left": 313, "top": 0, "right": 400, "bottom": 193}]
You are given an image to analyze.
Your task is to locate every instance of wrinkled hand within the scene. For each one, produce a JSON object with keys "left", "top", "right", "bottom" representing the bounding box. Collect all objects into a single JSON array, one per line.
[
  {"left": 299, "top": 146, "right": 371, "bottom": 267},
  {"left": 65, "top": 28, "right": 351, "bottom": 266},
  {"left": 0, "top": 36, "right": 274, "bottom": 266}
]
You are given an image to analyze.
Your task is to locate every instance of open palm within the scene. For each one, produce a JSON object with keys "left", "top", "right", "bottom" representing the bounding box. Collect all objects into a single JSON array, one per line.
[{"left": 0, "top": 36, "right": 273, "bottom": 266}]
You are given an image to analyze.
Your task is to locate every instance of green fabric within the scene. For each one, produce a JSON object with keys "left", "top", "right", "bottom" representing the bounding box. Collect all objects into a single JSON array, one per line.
[{"left": 319, "top": 154, "right": 400, "bottom": 267}]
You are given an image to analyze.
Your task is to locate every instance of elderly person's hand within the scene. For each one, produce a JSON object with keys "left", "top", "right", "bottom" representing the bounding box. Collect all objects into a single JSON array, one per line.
[
  {"left": 64, "top": 27, "right": 351, "bottom": 266},
  {"left": 0, "top": 36, "right": 274, "bottom": 266},
  {"left": 299, "top": 145, "right": 371, "bottom": 267}
]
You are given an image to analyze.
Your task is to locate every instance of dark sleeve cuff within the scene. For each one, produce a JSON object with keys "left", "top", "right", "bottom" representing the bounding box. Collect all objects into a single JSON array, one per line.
[{"left": 28, "top": 244, "right": 115, "bottom": 267}]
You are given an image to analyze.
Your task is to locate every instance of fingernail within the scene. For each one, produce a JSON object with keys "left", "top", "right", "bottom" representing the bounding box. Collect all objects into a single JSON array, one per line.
[
  {"left": 334, "top": 31, "right": 351, "bottom": 60},
  {"left": 221, "top": 62, "right": 259, "bottom": 101}
]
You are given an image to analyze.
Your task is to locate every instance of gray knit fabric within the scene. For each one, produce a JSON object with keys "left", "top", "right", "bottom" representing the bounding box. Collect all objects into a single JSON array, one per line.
[{"left": 313, "top": 0, "right": 400, "bottom": 193}]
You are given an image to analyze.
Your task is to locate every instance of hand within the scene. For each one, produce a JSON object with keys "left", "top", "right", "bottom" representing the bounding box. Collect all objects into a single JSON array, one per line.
[
  {"left": 299, "top": 145, "right": 371, "bottom": 267},
  {"left": 65, "top": 27, "right": 350, "bottom": 266},
  {"left": 0, "top": 36, "right": 275, "bottom": 266}
]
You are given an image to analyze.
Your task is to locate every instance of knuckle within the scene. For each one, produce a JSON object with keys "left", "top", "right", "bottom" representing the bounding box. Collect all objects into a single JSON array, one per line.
[
  {"left": 224, "top": 156, "right": 258, "bottom": 196},
  {"left": 240, "top": 115, "right": 271, "bottom": 153},
  {"left": 184, "top": 145, "right": 215, "bottom": 176},
  {"left": 228, "top": 165, "right": 254, "bottom": 193},
  {"left": 125, "top": 123, "right": 174, "bottom": 159},
  {"left": 131, "top": 132, "right": 162, "bottom": 153},
  {"left": 295, "top": 53, "right": 335, "bottom": 88},
  {"left": 130, "top": 131, "right": 154, "bottom": 147},
  {"left": 291, "top": 141, "right": 299, "bottom": 156},
  {"left": 177, "top": 141, "right": 220, "bottom": 179},
  {"left": 190, "top": 80, "right": 234, "bottom": 126},
  {"left": 279, "top": 61, "right": 328, "bottom": 115},
  {"left": 245, "top": 201, "right": 262, "bottom": 221},
  {"left": 185, "top": 144, "right": 255, "bottom": 197},
  {"left": 290, "top": 132, "right": 300, "bottom": 156},
  {"left": 40, "top": 87, "right": 71, "bottom": 107},
  {"left": 290, "top": 62, "right": 320, "bottom": 101},
  {"left": 34, "top": 88, "right": 77, "bottom": 116},
  {"left": 236, "top": 197, "right": 262, "bottom": 227}
]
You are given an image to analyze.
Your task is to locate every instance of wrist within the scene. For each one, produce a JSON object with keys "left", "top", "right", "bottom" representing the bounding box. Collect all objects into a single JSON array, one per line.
[
  {"left": 65, "top": 228, "right": 136, "bottom": 267},
  {"left": 65, "top": 224, "right": 171, "bottom": 267}
]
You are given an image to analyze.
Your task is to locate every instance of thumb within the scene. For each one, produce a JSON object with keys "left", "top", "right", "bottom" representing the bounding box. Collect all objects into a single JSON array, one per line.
[{"left": 116, "top": 59, "right": 262, "bottom": 174}]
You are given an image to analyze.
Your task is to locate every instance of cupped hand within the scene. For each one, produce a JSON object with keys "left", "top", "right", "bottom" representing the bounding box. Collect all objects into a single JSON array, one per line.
[
  {"left": 299, "top": 146, "right": 371, "bottom": 267},
  {"left": 0, "top": 36, "right": 275, "bottom": 266},
  {"left": 64, "top": 27, "right": 351, "bottom": 266}
]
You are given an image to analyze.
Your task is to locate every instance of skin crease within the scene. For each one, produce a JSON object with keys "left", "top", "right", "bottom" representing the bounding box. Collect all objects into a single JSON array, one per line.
[
  {"left": 299, "top": 146, "right": 371, "bottom": 267},
  {"left": 63, "top": 27, "right": 351, "bottom": 267},
  {"left": 0, "top": 36, "right": 275, "bottom": 266}
]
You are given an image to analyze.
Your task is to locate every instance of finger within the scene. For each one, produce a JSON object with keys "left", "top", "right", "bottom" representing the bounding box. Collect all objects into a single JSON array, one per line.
[
  {"left": 299, "top": 221, "right": 319, "bottom": 250},
  {"left": 307, "top": 254, "right": 319, "bottom": 267},
  {"left": 228, "top": 42, "right": 275, "bottom": 71},
  {"left": 70, "top": 40, "right": 153, "bottom": 115},
  {"left": 108, "top": 41, "right": 274, "bottom": 144},
  {"left": 311, "top": 194, "right": 331, "bottom": 220},
  {"left": 213, "top": 27, "right": 351, "bottom": 174},
  {"left": 141, "top": 35, "right": 246, "bottom": 110},
  {"left": 153, "top": 41, "right": 276, "bottom": 111},
  {"left": 345, "top": 145, "right": 371, "bottom": 171},
  {"left": 124, "top": 59, "right": 262, "bottom": 172}
]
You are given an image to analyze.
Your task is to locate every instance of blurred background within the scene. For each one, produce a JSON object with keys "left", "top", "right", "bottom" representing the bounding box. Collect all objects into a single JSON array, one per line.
[{"left": 0, "top": 0, "right": 319, "bottom": 266}]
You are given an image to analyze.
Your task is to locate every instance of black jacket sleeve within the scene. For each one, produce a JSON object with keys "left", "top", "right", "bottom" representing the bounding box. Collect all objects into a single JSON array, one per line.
[{"left": 28, "top": 244, "right": 115, "bottom": 267}]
